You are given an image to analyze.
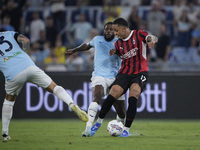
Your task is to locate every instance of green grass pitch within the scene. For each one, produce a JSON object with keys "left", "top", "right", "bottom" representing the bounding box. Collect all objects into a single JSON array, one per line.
[{"left": 0, "top": 119, "right": 200, "bottom": 150}]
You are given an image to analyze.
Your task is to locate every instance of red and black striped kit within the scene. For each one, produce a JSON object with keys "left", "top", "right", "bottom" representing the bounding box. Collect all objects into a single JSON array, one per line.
[{"left": 115, "top": 30, "right": 149, "bottom": 75}]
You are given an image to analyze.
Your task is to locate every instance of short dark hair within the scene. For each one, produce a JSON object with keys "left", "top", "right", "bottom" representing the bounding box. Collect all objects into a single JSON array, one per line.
[
  {"left": 113, "top": 18, "right": 129, "bottom": 27},
  {"left": 104, "top": 22, "right": 113, "bottom": 29}
]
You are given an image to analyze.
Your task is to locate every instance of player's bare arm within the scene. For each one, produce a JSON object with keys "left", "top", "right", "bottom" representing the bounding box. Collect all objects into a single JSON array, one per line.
[
  {"left": 17, "top": 34, "right": 30, "bottom": 52},
  {"left": 65, "top": 43, "right": 92, "bottom": 56},
  {"left": 146, "top": 35, "right": 158, "bottom": 49},
  {"left": 110, "top": 49, "right": 116, "bottom": 56}
]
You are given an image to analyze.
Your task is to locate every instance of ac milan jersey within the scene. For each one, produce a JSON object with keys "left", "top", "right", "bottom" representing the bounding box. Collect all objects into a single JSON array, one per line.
[{"left": 115, "top": 30, "right": 149, "bottom": 75}]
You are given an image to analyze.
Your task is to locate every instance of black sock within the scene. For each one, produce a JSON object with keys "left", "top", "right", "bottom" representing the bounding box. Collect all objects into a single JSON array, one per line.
[
  {"left": 99, "top": 94, "right": 116, "bottom": 119},
  {"left": 125, "top": 97, "right": 138, "bottom": 128}
]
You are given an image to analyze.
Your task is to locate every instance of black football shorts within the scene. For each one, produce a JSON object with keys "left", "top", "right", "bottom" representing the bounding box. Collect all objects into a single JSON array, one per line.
[{"left": 111, "top": 71, "right": 148, "bottom": 94}]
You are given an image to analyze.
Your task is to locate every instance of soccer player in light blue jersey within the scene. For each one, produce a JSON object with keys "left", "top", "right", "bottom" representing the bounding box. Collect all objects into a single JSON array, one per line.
[
  {"left": 65, "top": 22, "right": 126, "bottom": 137},
  {"left": 0, "top": 31, "right": 88, "bottom": 141}
]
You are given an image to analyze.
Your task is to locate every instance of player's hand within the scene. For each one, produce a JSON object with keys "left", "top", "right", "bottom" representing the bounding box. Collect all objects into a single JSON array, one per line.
[
  {"left": 147, "top": 41, "right": 155, "bottom": 49},
  {"left": 65, "top": 49, "right": 75, "bottom": 57},
  {"left": 110, "top": 49, "right": 116, "bottom": 56},
  {"left": 147, "top": 35, "right": 158, "bottom": 49}
]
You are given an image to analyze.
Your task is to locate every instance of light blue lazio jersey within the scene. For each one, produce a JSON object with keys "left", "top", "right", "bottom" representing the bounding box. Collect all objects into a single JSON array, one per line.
[
  {"left": 0, "top": 31, "right": 35, "bottom": 81},
  {"left": 89, "top": 36, "right": 121, "bottom": 78}
]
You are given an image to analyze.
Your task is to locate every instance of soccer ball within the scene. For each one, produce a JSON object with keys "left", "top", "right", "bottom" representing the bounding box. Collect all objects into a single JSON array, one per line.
[{"left": 107, "top": 120, "right": 124, "bottom": 136}]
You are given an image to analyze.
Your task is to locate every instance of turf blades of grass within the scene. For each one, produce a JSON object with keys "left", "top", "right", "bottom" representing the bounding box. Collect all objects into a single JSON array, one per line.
[{"left": 0, "top": 119, "right": 199, "bottom": 150}]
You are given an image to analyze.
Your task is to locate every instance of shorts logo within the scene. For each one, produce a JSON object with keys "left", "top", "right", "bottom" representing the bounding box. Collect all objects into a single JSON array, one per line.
[{"left": 141, "top": 75, "right": 146, "bottom": 82}]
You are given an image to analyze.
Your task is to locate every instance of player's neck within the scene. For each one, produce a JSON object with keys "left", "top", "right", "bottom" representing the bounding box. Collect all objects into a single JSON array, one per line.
[
  {"left": 104, "top": 35, "right": 114, "bottom": 42},
  {"left": 123, "top": 29, "right": 132, "bottom": 39}
]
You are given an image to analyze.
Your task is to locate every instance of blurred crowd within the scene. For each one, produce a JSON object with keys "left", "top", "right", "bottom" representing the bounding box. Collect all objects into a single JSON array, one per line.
[{"left": 1, "top": 0, "right": 200, "bottom": 72}]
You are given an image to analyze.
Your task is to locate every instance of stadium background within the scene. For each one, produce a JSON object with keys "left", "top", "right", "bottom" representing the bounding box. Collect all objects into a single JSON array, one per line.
[{"left": 0, "top": 0, "right": 200, "bottom": 119}]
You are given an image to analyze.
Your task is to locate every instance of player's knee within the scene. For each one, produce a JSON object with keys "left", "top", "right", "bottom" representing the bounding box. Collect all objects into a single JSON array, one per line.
[
  {"left": 93, "top": 92, "right": 104, "bottom": 103},
  {"left": 46, "top": 81, "right": 57, "bottom": 93},
  {"left": 110, "top": 86, "right": 123, "bottom": 99},
  {"left": 5, "top": 94, "right": 17, "bottom": 102},
  {"left": 129, "top": 88, "right": 141, "bottom": 99}
]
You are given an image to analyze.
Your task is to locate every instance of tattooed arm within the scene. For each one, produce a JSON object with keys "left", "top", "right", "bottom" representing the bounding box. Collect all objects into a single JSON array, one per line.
[
  {"left": 16, "top": 34, "right": 30, "bottom": 52},
  {"left": 145, "top": 35, "right": 158, "bottom": 49}
]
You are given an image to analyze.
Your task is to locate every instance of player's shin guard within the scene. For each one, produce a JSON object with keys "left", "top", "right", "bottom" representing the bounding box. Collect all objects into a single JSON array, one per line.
[
  {"left": 87, "top": 102, "right": 99, "bottom": 128},
  {"left": 2, "top": 99, "right": 15, "bottom": 135},
  {"left": 125, "top": 97, "right": 137, "bottom": 128},
  {"left": 99, "top": 94, "right": 116, "bottom": 119},
  {"left": 53, "top": 86, "right": 74, "bottom": 105}
]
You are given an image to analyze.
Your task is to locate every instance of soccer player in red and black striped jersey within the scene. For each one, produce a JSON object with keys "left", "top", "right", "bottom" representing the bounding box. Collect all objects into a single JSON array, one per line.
[{"left": 90, "top": 18, "right": 158, "bottom": 137}]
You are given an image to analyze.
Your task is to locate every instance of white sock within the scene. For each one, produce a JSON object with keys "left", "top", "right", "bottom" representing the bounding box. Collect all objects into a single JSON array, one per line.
[
  {"left": 86, "top": 102, "right": 99, "bottom": 128},
  {"left": 124, "top": 127, "right": 130, "bottom": 132},
  {"left": 116, "top": 115, "right": 125, "bottom": 124},
  {"left": 2, "top": 99, "right": 15, "bottom": 135},
  {"left": 53, "top": 86, "right": 74, "bottom": 105},
  {"left": 97, "top": 117, "right": 104, "bottom": 124}
]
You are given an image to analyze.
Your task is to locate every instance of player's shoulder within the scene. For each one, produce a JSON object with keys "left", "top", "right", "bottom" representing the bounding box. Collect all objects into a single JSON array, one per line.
[
  {"left": 0, "top": 31, "right": 16, "bottom": 36},
  {"left": 112, "top": 37, "right": 118, "bottom": 42},
  {"left": 115, "top": 37, "right": 121, "bottom": 44},
  {"left": 137, "top": 30, "right": 149, "bottom": 34},
  {"left": 92, "top": 36, "right": 106, "bottom": 43},
  {"left": 136, "top": 30, "right": 149, "bottom": 39},
  {"left": 110, "top": 38, "right": 118, "bottom": 45},
  {"left": 93, "top": 35, "right": 104, "bottom": 40}
]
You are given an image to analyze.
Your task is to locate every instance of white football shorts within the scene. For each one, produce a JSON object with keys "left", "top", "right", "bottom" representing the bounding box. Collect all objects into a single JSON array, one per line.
[
  {"left": 5, "top": 65, "right": 52, "bottom": 95},
  {"left": 91, "top": 76, "right": 125, "bottom": 100}
]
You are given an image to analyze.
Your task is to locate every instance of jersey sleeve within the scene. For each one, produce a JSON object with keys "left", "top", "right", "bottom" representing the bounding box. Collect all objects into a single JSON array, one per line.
[
  {"left": 89, "top": 37, "right": 96, "bottom": 47},
  {"left": 14, "top": 32, "right": 20, "bottom": 41},
  {"left": 138, "top": 30, "right": 149, "bottom": 42}
]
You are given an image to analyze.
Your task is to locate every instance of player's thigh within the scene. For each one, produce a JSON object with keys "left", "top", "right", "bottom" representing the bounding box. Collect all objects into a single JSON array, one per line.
[
  {"left": 129, "top": 72, "right": 148, "bottom": 98},
  {"left": 105, "top": 78, "right": 126, "bottom": 100},
  {"left": 129, "top": 83, "right": 141, "bottom": 98},
  {"left": 92, "top": 85, "right": 104, "bottom": 103},
  {"left": 5, "top": 69, "right": 28, "bottom": 96},
  {"left": 110, "top": 74, "right": 129, "bottom": 98},
  {"left": 28, "top": 66, "right": 52, "bottom": 89},
  {"left": 5, "top": 80, "right": 24, "bottom": 96},
  {"left": 91, "top": 76, "right": 108, "bottom": 97},
  {"left": 104, "top": 77, "right": 116, "bottom": 95}
]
